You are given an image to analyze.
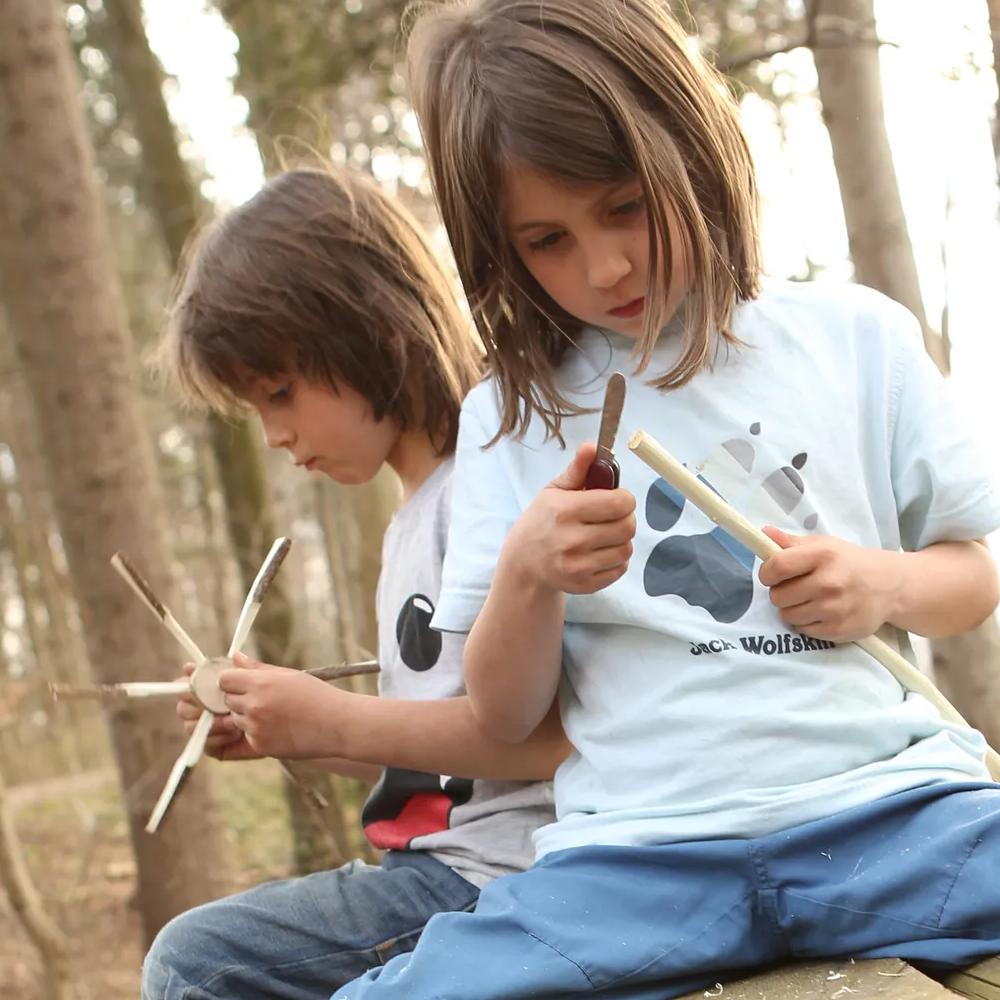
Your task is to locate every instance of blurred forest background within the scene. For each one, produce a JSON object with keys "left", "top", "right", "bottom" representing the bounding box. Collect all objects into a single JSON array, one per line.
[{"left": 0, "top": 0, "right": 998, "bottom": 997}]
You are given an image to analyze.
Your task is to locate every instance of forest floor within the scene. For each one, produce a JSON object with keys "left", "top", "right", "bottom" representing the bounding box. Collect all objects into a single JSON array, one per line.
[{"left": 1, "top": 758, "right": 337, "bottom": 1000}]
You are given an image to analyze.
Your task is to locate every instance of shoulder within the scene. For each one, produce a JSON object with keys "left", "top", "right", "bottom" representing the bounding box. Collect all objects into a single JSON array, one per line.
[
  {"left": 742, "top": 278, "right": 920, "bottom": 335},
  {"left": 734, "top": 278, "right": 924, "bottom": 368}
]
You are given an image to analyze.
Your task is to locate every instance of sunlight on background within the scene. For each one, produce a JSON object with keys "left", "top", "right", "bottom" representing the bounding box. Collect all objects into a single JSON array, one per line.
[{"left": 142, "top": 0, "right": 1000, "bottom": 484}]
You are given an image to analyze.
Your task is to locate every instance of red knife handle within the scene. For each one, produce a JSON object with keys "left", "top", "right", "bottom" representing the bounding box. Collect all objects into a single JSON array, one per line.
[{"left": 585, "top": 457, "right": 620, "bottom": 490}]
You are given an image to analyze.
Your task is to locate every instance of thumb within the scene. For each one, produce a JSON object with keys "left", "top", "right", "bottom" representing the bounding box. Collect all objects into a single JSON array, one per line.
[
  {"left": 549, "top": 442, "right": 599, "bottom": 492},
  {"left": 231, "top": 652, "right": 265, "bottom": 669},
  {"left": 762, "top": 525, "right": 806, "bottom": 550}
]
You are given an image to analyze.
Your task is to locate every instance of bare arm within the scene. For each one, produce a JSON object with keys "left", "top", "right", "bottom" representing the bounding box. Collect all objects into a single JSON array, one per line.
[
  {"left": 461, "top": 444, "right": 636, "bottom": 743},
  {"left": 887, "top": 539, "right": 998, "bottom": 637},
  {"left": 330, "top": 693, "right": 569, "bottom": 780},
  {"left": 215, "top": 659, "right": 571, "bottom": 780}
]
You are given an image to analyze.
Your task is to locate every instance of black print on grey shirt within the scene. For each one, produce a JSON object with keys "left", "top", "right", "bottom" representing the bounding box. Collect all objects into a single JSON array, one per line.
[{"left": 396, "top": 593, "right": 442, "bottom": 672}]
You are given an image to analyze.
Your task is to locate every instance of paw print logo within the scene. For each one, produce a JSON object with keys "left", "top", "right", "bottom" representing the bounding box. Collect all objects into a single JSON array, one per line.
[{"left": 643, "top": 424, "right": 819, "bottom": 623}]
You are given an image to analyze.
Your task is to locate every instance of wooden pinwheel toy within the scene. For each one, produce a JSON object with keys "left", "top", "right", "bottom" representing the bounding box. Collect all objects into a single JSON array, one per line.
[{"left": 51, "top": 537, "right": 377, "bottom": 833}]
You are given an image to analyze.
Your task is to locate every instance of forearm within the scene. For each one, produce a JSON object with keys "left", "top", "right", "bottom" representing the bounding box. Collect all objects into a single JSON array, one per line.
[
  {"left": 299, "top": 756, "right": 383, "bottom": 785},
  {"left": 889, "top": 539, "right": 999, "bottom": 637},
  {"left": 333, "top": 693, "right": 569, "bottom": 780},
  {"left": 463, "top": 553, "right": 567, "bottom": 743}
]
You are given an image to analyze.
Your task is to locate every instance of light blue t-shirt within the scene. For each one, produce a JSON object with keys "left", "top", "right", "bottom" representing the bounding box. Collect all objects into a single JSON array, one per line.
[{"left": 432, "top": 279, "right": 1000, "bottom": 859}]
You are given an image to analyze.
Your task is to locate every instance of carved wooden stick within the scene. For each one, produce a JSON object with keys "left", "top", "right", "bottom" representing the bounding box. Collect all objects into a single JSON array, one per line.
[
  {"left": 628, "top": 428, "right": 1000, "bottom": 781},
  {"left": 110, "top": 553, "right": 207, "bottom": 665},
  {"left": 49, "top": 680, "right": 189, "bottom": 702},
  {"left": 227, "top": 537, "right": 292, "bottom": 658}
]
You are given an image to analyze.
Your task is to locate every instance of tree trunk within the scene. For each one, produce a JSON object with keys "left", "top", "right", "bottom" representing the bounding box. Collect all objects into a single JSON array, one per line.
[
  {"left": 811, "top": 0, "right": 1000, "bottom": 747},
  {"left": 100, "top": 0, "right": 344, "bottom": 873},
  {"left": 0, "top": 0, "right": 230, "bottom": 943},
  {"left": 988, "top": 0, "right": 1000, "bottom": 184}
]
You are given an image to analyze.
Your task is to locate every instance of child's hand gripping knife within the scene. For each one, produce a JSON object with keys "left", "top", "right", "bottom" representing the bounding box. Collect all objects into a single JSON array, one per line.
[{"left": 464, "top": 441, "right": 637, "bottom": 744}]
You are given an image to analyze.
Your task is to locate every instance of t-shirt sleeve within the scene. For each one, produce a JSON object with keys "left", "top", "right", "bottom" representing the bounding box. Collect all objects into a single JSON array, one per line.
[
  {"left": 432, "top": 387, "right": 522, "bottom": 633},
  {"left": 888, "top": 309, "right": 1000, "bottom": 551}
]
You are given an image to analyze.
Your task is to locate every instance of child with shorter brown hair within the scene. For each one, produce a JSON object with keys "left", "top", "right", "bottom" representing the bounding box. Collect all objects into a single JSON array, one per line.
[
  {"left": 141, "top": 166, "right": 565, "bottom": 1000},
  {"left": 329, "top": 2, "right": 1000, "bottom": 998}
]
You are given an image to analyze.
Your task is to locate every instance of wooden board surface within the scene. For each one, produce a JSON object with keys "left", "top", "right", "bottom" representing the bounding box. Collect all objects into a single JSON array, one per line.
[{"left": 678, "top": 959, "right": 955, "bottom": 999}]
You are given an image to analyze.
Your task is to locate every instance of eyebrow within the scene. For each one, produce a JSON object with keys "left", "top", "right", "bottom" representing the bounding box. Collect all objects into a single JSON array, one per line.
[{"left": 509, "top": 179, "right": 640, "bottom": 234}]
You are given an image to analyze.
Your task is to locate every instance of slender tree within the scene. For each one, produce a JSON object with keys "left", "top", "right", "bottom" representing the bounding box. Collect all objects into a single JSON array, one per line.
[
  {"left": 988, "top": 0, "right": 1000, "bottom": 184},
  {"left": 809, "top": 0, "right": 1000, "bottom": 744},
  {"left": 100, "top": 0, "right": 359, "bottom": 871},
  {"left": 0, "top": 0, "right": 230, "bottom": 942}
]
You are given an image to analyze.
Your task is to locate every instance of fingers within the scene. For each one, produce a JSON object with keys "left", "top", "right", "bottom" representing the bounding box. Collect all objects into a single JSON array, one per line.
[
  {"left": 570, "top": 487, "right": 636, "bottom": 524},
  {"left": 758, "top": 543, "right": 824, "bottom": 588}
]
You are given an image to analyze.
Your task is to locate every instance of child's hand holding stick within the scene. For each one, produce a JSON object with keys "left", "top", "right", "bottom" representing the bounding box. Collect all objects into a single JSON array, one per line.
[{"left": 629, "top": 428, "right": 1000, "bottom": 781}]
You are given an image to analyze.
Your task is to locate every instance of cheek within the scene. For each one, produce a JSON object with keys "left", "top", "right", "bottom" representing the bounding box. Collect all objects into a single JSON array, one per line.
[{"left": 524, "top": 256, "right": 575, "bottom": 308}]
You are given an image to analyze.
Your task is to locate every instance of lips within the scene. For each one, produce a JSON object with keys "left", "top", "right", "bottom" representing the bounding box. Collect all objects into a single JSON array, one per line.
[{"left": 609, "top": 297, "right": 645, "bottom": 319}]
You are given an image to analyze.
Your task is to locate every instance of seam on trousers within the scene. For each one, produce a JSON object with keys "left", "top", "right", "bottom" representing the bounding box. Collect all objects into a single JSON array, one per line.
[
  {"left": 782, "top": 890, "right": 995, "bottom": 938},
  {"left": 602, "top": 892, "right": 755, "bottom": 992},
  {"left": 934, "top": 835, "right": 982, "bottom": 929},
  {"left": 523, "top": 930, "right": 598, "bottom": 989},
  {"left": 747, "top": 842, "right": 789, "bottom": 951}
]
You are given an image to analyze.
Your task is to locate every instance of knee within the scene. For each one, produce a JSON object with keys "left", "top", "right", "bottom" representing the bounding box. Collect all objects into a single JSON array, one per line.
[{"left": 141, "top": 908, "right": 209, "bottom": 1000}]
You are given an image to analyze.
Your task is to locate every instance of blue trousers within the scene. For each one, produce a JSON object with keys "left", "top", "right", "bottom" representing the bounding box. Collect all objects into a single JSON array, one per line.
[
  {"left": 333, "top": 783, "right": 1000, "bottom": 999},
  {"left": 142, "top": 851, "right": 479, "bottom": 1000}
]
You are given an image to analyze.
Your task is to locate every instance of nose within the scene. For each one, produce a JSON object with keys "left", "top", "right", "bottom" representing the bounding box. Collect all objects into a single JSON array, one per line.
[
  {"left": 583, "top": 235, "right": 632, "bottom": 290},
  {"left": 259, "top": 412, "right": 294, "bottom": 451}
]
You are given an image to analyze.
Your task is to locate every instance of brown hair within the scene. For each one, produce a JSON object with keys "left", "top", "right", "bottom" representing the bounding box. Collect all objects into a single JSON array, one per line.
[
  {"left": 407, "top": 0, "right": 761, "bottom": 441},
  {"left": 159, "top": 167, "right": 482, "bottom": 454}
]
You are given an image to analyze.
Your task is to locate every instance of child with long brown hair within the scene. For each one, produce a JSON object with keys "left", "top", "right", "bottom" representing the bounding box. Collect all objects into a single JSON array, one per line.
[
  {"left": 141, "top": 166, "right": 565, "bottom": 1000},
  {"left": 330, "top": 2, "right": 1000, "bottom": 997}
]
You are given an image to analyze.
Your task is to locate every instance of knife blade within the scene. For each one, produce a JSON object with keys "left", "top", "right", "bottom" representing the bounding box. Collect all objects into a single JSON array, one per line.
[{"left": 585, "top": 372, "right": 626, "bottom": 490}]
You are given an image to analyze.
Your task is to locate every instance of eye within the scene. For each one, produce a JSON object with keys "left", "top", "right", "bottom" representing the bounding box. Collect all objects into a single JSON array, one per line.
[
  {"left": 611, "top": 196, "right": 644, "bottom": 217},
  {"left": 527, "top": 231, "right": 564, "bottom": 252},
  {"left": 268, "top": 381, "right": 292, "bottom": 404}
]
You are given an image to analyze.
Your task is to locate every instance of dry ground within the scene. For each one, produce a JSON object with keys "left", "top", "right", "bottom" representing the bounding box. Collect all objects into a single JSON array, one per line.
[{"left": 1, "top": 758, "right": 327, "bottom": 1000}]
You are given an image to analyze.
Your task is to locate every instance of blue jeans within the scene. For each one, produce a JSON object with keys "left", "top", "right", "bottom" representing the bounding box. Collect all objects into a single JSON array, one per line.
[
  {"left": 141, "top": 851, "right": 479, "bottom": 1000},
  {"left": 333, "top": 783, "right": 1000, "bottom": 999}
]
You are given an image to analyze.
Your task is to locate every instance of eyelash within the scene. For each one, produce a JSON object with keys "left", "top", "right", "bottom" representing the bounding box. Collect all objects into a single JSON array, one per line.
[
  {"left": 268, "top": 382, "right": 292, "bottom": 404},
  {"left": 526, "top": 196, "right": 645, "bottom": 253}
]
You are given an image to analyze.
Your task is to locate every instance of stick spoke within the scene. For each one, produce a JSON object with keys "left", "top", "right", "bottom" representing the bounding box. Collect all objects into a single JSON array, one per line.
[
  {"left": 227, "top": 537, "right": 292, "bottom": 657},
  {"left": 145, "top": 710, "right": 214, "bottom": 833},
  {"left": 110, "top": 553, "right": 206, "bottom": 665}
]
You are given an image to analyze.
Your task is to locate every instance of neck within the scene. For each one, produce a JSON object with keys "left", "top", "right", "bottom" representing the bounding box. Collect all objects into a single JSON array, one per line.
[{"left": 386, "top": 427, "right": 447, "bottom": 501}]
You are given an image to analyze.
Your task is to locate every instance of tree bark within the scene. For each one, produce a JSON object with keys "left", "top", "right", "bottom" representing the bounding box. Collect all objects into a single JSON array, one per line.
[
  {"left": 988, "top": 0, "right": 1000, "bottom": 186},
  {"left": 810, "top": 0, "right": 948, "bottom": 367},
  {"left": 811, "top": 0, "right": 1000, "bottom": 746},
  {"left": 100, "top": 0, "right": 346, "bottom": 873},
  {"left": 0, "top": 0, "right": 230, "bottom": 943}
]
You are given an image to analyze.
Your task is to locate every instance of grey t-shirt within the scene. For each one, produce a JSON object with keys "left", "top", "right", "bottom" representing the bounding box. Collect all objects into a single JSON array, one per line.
[{"left": 360, "top": 458, "right": 555, "bottom": 887}]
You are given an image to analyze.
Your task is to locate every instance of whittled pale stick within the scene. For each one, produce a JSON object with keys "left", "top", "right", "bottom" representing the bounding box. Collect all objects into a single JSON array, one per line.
[
  {"left": 628, "top": 429, "right": 1000, "bottom": 781},
  {"left": 50, "top": 660, "right": 380, "bottom": 710},
  {"left": 50, "top": 680, "right": 189, "bottom": 702},
  {"left": 145, "top": 711, "right": 214, "bottom": 833},
  {"left": 227, "top": 537, "right": 292, "bottom": 658},
  {"left": 110, "top": 553, "right": 207, "bottom": 665}
]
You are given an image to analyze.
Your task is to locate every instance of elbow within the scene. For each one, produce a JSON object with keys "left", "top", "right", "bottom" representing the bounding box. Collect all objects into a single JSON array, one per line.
[
  {"left": 467, "top": 695, "right": 538, "bottom": 745},
  {"left": 967, "top": 547, "right": 1000, "bottom": 632}
]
